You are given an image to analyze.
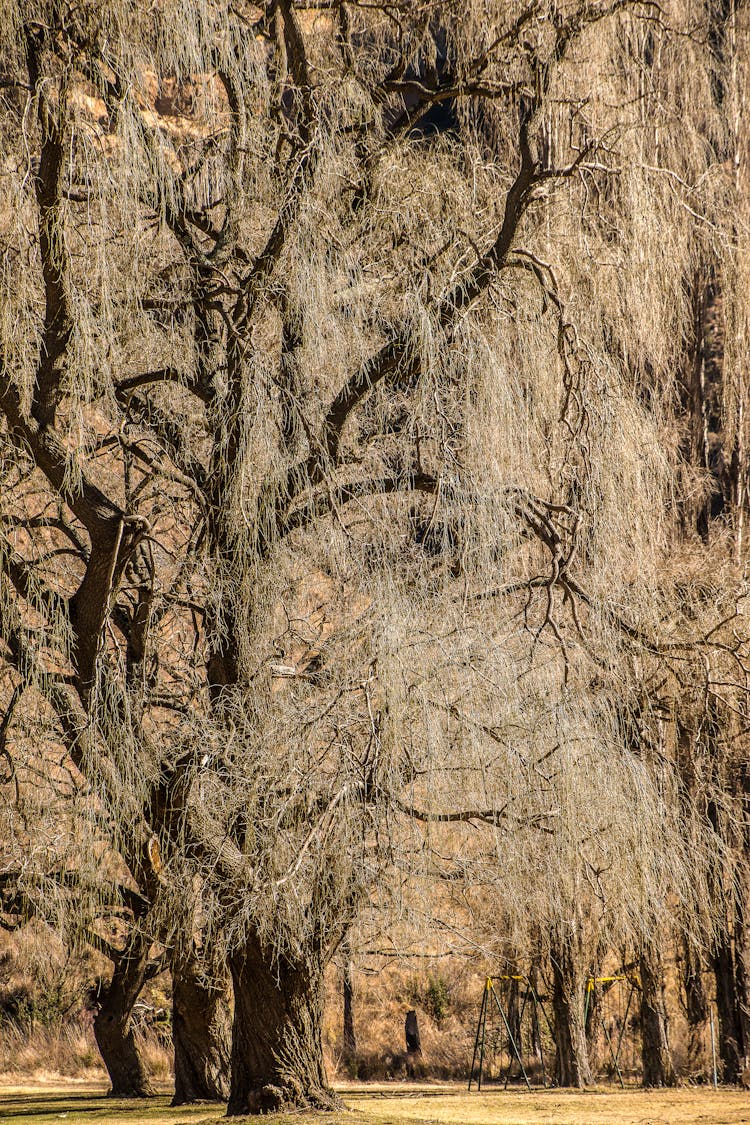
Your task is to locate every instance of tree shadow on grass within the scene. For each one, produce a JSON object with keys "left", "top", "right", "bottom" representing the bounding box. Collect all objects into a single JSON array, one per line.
[{"left": 0, "top": 1092, "right": 211, "bottom": 1123}]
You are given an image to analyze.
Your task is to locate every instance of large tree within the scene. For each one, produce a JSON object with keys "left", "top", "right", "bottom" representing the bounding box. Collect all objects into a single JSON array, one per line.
[{"left": 1, "top": 0, "right": 746, "bottom": 1111}]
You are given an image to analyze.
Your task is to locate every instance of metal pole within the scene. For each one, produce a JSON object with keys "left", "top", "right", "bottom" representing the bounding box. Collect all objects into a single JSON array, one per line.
[
  {"left": 709, "top": 1004, "right": 718, "bottom": 1089},
  {"left": 478, "top": 980, "right": 490, "bottom": 1090},
  {"left": 529, "top": 985, "right": 548, "bottom": 1088}
]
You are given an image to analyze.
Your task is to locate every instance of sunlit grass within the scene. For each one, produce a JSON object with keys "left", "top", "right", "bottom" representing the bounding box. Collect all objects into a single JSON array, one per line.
[{"left": 2, "top": 1083, "right": 750, "bottom": 1125}]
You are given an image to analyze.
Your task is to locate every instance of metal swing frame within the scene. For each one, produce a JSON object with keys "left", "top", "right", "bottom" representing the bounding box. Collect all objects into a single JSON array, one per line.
[
  {"left": 468, "top": 975, "right": 553, "bottom": 1091},
  {"left": 584, "top": 973, "right": 639, "bottom": 1087}
]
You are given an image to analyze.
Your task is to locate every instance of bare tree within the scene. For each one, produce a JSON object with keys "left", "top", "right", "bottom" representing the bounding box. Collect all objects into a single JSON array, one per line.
[{"left": 1, "top": 0, "right": 747, "bottom": 1112}]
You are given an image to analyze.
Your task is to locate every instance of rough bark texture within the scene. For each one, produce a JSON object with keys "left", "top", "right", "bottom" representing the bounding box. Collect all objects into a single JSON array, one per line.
[
  {"left": 640, "top": 941, "right": 677, "bottom": 1087},
  {"left": 227, "top": 934, "right": 340, "bottom": 1115},
  {"left": 172, "top": 950, "right": 231, "bottom": 1105},
  {"left": 93, "top": 933, "right": 154, "bottom": 1098},
  {"left": 737, "top": 766, "right": 750, "bottom": 1072},
  {"left": 550, "top": 928, "right": 592, "bottom": 1087}
]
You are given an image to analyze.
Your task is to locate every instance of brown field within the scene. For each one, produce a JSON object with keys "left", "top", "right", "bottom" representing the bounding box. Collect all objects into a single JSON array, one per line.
[{"left": 1, "top": 1081, "right": 749, "bottom": 1125}]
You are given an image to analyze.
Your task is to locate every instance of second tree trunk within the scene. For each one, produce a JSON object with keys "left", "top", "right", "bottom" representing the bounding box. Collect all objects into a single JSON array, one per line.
[
  {"left": 93, "top": 930, "right": 154, "bottom": 1097},
  {"left": 227, "top": 933, "right": 340, "bottom": 1115},
  {"left": 172, "top": 947, "right": 232, "bottom": 1104}
]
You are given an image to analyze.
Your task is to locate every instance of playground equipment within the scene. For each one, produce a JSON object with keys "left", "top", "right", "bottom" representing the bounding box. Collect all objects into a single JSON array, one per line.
[
  {"left": 468, "top": 975, "right": 553, "bottom": 1090},
  {"left": 584, "top": 972, "right": 640, "bottom": 1086},
  {"left": 468, "top": 968, "right": 642, "bottom": 1090}
]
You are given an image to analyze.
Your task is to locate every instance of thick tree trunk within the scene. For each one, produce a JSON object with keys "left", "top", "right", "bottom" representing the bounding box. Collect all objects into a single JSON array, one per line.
[
  {"left": 227, "top": 933, "right": 341, "bottom": 1115},
  {"left": 639, "top": 941, "right": 676, "bottom": 1087},
  {"left": 93, "top": 932, "right": 154, "bottom": 1097},
  {"left": 171, "top": 948, "right": 231, "bottom": 1105},
  {"left": 737, "top": 766, "right": 750, "bottom": 1072},
  {"left": 550, "top": 928, "right": 592, "bottom": 1087}
]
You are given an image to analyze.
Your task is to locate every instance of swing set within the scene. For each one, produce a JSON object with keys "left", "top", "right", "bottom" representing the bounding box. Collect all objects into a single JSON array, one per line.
[
  {"left": 468, "top": 969, "right": 641, "bottom": 1091},
  {"left": 468, "top": 976, "right": 553, "bottom": 1090},
  {"left": 584, "top": 972, "right": 640, "bottom": 1086}
]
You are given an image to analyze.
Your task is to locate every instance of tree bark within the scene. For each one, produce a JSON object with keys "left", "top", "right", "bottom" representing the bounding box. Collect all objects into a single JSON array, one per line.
[
  {"left": 710, "top": 762, "right": 750, "bottom": 1083},
  {"left": 713, "top": 935, "right": 747, "bottom": 1082},
  {"left": 550, "top": 927, "right": 592, "bottom": 1087},
  {"left": 676, "top": 721, "right": 709, "bottom": 1075},
  {"left": 171, "top": 948, "right": 231, "bottom": 1105},
  {"left": 227, "top": 933, "right": 341, "bottom": 1115},
  {"left": 507, "top": 978, "right": 521, "bottom": 1056},
  {"left": 639, "top": 940, "right": 676, "bottom": 1087},
  {"left": 342, "top": 956, "right": 357, "bottom": 1067},
  {"left": 682, "top": 934, "right": 708, "bottom": 1074},
  {"left": 93, "top": 932, "right": 154, "bottom": 1098},
  {"left": 528, "top": 964, "right": 545, "bottom": 1075},
  {"left": 736, "top": 763, "right": 750, "bottom": 1071}
]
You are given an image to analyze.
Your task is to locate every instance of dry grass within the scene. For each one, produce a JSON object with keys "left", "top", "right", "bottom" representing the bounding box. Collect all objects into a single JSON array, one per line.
[
  {"left": 0, "top": 1021, "right": 101, "bottom": 1079},
  {"left": 0, "top": 933, "right": 173, "bottom": 1084},
  {"left": 322, "top": 959, "right": 482, "bottom": 1080},
  {"left": 2, "top": 1081, "right": 750, "bottom": 1125}
]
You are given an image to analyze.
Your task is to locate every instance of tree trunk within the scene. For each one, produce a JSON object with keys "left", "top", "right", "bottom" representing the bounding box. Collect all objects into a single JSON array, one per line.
[
  {"left": 342, "top": 956, "right": 357, "bottom": 1067},
  {"left": 93, "top": 932, "right": 154, "bottom": 1097},
  {"left": 677, "top": 718, "right": 709, "bottom": 1075},
  {"left": 710, "top": 760, "right": 750, "bottom": 1084},
  {"left": 682, "top": 934, "right": 708, "bottom": 1074},
  {"left": 713, "top": 935, "right": 746, "bottom": 1082},
  {"left": 550, "top": 928, "right": 592, "bottom": 1087},
  {"left": 172, "top": 948, "right": 231, "bottom": 1105},
  {"left": 529, "top": 965, "right": 545, "bottom": 1075},
  {"left": 640, "top": 940, "right": 676, "bottom": 1087},
  {"left": 507, "top": 978, "right": 521, "bottom": 1055},
  {"left": 736, "top": 764, "right": 750, "bottom": 1072},
  {"left": 227, "top": 933, "right": 340, "bottom": 1115}
]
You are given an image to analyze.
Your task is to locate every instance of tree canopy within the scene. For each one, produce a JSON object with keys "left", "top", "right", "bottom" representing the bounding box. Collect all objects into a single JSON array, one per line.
[{"left": 0, "top": 0, "right": 748, "bottom": 1111}]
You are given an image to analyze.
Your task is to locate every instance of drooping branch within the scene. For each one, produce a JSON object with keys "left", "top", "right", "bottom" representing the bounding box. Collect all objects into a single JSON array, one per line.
[
  {"left": 298, "top": 127, "right": 540, "bottom": 486},
  {"left": 0, "top": 532, "right": 70, "bottom": 626},
  {"left": 278, "top": 470, "right": 438, "bottom": 538},
  {"left": 24, "top": 24, "right": 72, "bottom": 430},
  {"left": 0, "top": 370, "right": 124, "bottom": 535},
  {"left": 395, "top": 797, "right": 557, "bottom": 833},
  {"left": 114, "top": 385, "right": 209, "bottom": 494}
]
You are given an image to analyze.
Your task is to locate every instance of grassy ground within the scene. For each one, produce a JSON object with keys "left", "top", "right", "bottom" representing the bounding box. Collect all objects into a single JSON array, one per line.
[{"left": 1, "top": 1081, "right": 750, "bottom": 1125}]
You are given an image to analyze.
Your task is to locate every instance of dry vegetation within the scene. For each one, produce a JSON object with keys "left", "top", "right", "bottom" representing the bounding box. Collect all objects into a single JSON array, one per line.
[{"left": 0, "top": 0, "right": 749, "bottom": 1114}]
